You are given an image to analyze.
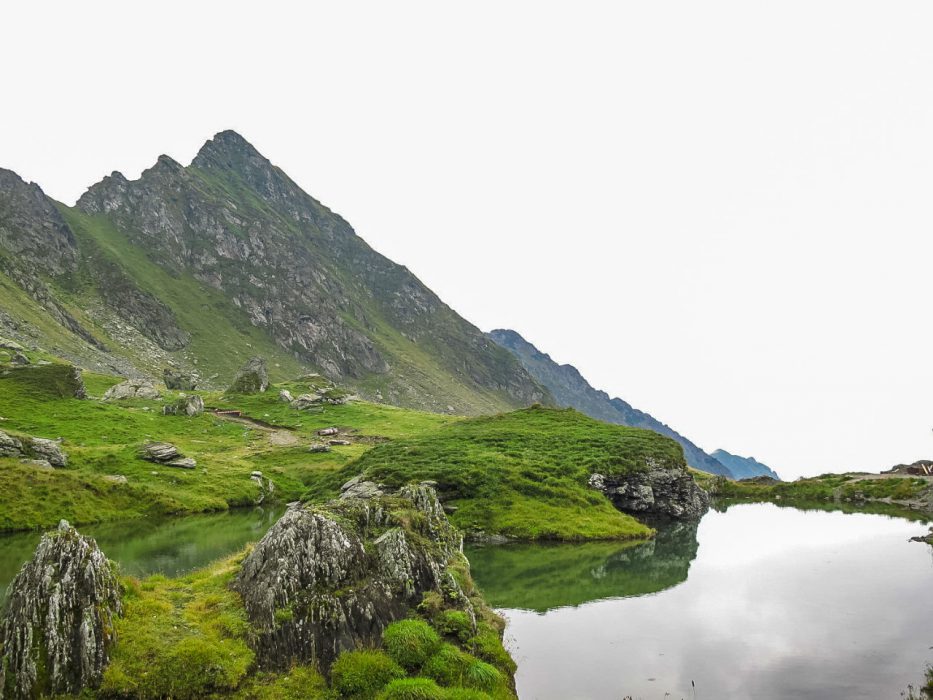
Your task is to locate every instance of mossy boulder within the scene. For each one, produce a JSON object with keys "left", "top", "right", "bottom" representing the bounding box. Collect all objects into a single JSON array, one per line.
[
  {"left": 228, "top": 356, "right": 269, "bottom": 394},
  {"left": 0, "top": 520, "right": 122, "bottom": 698}
]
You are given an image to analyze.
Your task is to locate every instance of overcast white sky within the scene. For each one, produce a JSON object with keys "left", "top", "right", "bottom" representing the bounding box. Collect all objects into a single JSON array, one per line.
[{"left": 2, "top": 1, "right": 932, "bottom": 479}]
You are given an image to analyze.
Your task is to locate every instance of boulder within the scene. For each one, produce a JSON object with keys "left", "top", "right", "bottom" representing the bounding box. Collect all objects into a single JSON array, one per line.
[
  {"left": 141, "top": 442, "right": 180, "bottom": 463},
  {"left": 0, "top": 521, "right": 122, "bottom": 698},
  {"left": 339, "top": 475, "right": 384, "bottom": 500},
  {"left": 289, "top": 393, "right": 321, "bottom": 410},
  {"left": 10, "top": 352, "right": 30, "bottom": 366},
  {"left": 317, "top": 427, "right": 339, "bottom": 437},
  {"left": 103, "top": 474, "right": 128, "bottom": 484},
  {"left": 20, "top": 458, "right": 52, "bottom": 470},
  {"left": 234, "top": 482, "right": 468, "bottom": 670},
  {"left": 166, "top": 457, "right": 197, "bottom": 469},
  {"left": 228, "top": 356, "right": 269, "bottom": 394},
  {"left": 328, "top": 439, "right": 351, "bottom": 446},
  {"left": 162, "top": 367, "right": 198, "bottom": 391},
  {"left": 27, "top": 437, "right": 67, "bottom": 467},
  {"left": 162, "top": 394, "right": 204, "bottom": 417},
  {"left": 0, "top": 430, "right": 23, "bottom": 458},
  {"left": 102, "top": 379, "right": 160, "bottom": 401},
  {"left": 0, "top": 337, "right": 25, "bottom": 352},
  {"left": 588, "top": 457, "right": 709, "bottom": 519},
  {"left": 278, "top": 389, "right": 294, "bottom": 403},
  {"left": 308, "top": 443, "right": 331, "bottom": 454}
]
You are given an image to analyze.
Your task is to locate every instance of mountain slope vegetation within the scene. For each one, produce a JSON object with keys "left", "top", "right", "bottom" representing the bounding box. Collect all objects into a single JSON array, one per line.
[{"left": 0, "top": 132, "right": 549, "bottom": 415}]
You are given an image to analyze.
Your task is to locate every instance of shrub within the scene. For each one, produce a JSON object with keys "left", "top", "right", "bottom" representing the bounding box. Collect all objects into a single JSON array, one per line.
[
  {"left": 436, "top": 610, "right": 473, "bottom": 642},
  {"left": 463, "top": 660, "right": 501, "bottom": 692},
  {"left": 382, "top": 619, "right": 441, "bottom": 669},
  {"left": 330, "top": 650, "right": 405, "bottom": 699},
  {"left": 376, "top": 678, "right": 445, "bottom": 700},
  {"left": 422, "top": 644, "right": 472, "bottom": 686}
]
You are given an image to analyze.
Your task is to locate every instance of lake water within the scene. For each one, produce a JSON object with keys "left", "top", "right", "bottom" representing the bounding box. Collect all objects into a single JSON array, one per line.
[
  {"left": 0, "top": 505, "right": 284, "bottom": 602},
  {"left": 467, "top": 503, "right": 933, "bottom": 700}
]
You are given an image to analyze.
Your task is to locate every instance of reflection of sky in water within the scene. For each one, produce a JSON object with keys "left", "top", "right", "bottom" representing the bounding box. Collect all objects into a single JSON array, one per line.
[{"left": 495, "top": 504, "right": 933, "bottom": 700}]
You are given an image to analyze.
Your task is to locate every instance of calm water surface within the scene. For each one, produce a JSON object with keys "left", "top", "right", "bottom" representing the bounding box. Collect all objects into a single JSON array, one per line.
[
  {"left": 0, "top": 505, "right": 284, "bottom": 602},
  {"left": 467, "top": 503, "right": 933, "bottom": 700}
]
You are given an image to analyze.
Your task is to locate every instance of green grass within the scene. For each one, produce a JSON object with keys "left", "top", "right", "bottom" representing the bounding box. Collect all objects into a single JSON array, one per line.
[
  {"left": 708, "top": 472, "right": 931, "bottom": 507},
  {"left": 330, "top": 650, "right": 405, "bottom": 699},
  {"left": 307, "top": 406, "right": 675, "bottom": 541},
  {"left": 383, "top": 620, "right": 442, "bottom": 670}
]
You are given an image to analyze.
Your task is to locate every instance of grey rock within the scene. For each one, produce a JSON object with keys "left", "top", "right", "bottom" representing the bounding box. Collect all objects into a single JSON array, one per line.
[
  {"left": 340, "top": 476, "right": 384, "bottom": 500},
  {"left": 10, "top": 352, "right": 29, "bottom": 365},
  {"left": 234, "top": 482, "right": 466, "bottom": 670},
  {"left": 20, "top": 458, "right": 52, "bottom": 470},
  {"left": 166, "top": 457, "right": 197, "bottom": 469},
  {"left": 308, "top": 443, "right": 331, "bottom": 453},
  {"left": 0, "top": 337, "right": 25, "bottom": 351},
  {"left": 317, "top": 427, "right": 339, "bottom": 436},
  {"left": 0, "top": 430, "right": 23, "bottom": 458},
  {"left": 228, "top": 356, "right": 269, "bottom": 394},
  {"left": 162, "top": 394, "right": 204, "bottom": 416},
  {"left": 103, "top": 474, "right": 128, "bottom": 484},
  {"left": 278, "top": 389, "right": 293, "bottom": 403},
  {"left": 141, "top": 442, "right": 180, "bottom": 463},
  {"left": 27, "top": 437, "right": 67, "bottom": 467},
  {"left": 289, "top": 393, "right": 321, "bottom": 410},
  {"left": 328, "top": 439, "right": 351, "bottom": 446},
  {"left": 0, "top": 521, "right": 122, "bottom": 698},
  {"left": 589, "top": 458, "right": 709, "bottom": 519},
  {"left": 163, "top": 368, "right": 198, "bottom": 391},
  {"left": 103, "top": 379, "right": 160, "bottom": 401}
]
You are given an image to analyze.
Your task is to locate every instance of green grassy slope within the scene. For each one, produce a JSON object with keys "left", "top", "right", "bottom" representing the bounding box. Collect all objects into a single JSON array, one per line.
[{"left": 309, "top": 406, "right": 687, "bottom": 541}]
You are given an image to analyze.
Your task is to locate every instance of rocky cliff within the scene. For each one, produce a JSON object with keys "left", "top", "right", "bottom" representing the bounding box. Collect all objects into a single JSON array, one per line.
[
  {"left": 235, "top": 480, "right": 476, "bottom": 670},
  {"left": 0, "top": 521, "right": 122, "bottom": 699},
  {"left": 0, "top": 132, "right": 549, "bottom": 414},
  {"left": 488, "top": 328, "right": 733, "bottom": 477}
]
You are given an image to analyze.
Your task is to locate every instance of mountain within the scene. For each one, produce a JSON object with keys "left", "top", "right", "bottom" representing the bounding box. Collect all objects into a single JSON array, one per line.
[
  {"left": 711, "top": 449, "right": 781, "bottom": 480},
  {"left": 488, "top": 328, "right": 734, "bottom": 477},
  {"left": 0, "top": 131, "right": 551, "bottom": 414}
]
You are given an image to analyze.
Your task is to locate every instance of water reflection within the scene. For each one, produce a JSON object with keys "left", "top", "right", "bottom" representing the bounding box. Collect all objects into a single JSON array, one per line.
[
  {"left": 473, "top": 503, "right": 933, "bottom": 700},
  {"left": 0, "top": 505, "right": 284, "bottom": 602},
  {"left": 466, "top": 520, "right": 699, "bottom": 612}
]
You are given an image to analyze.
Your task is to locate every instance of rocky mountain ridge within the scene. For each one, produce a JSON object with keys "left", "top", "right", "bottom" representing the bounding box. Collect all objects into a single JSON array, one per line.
[
  {"left": 0, "top": 131, "right": 549, "bottom": 415},
  {"left": 711, "top": 448, "right": 781, "bottom": 481}
]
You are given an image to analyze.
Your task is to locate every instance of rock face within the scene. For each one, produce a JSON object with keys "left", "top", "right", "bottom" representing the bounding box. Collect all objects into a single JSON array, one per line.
[
  {"left": 589, "top": 461, "right": 709, "bottom": 519},
  {"left": 26, "top": 437, "right": 68, "bottom": 467},
  {"left": 163, "top": 368, "right": 198, "bottom": 390},
  {"left": 234, "top": 481, "right": 470, "bottom": 670},
  {"left": 0, "top": 521, "right": 122, "bottom": 698},
  {"left": 0, "top": 431, "right": 23, "bottom": 458},
  {"left": 228, "top": 356, "right": 269, "bottom": 394},
  {"left": 488, "top": 329, "right": 734, "bottom": 477},
  {"left": 162, "top": 394, "right": 204, "bottom": 416},
  {"left": 102, "top": 379, "right": 161, "bottom": 401}
]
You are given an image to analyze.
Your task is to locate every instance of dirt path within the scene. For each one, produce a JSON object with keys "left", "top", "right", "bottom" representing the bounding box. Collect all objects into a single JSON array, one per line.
[{"left": 212, "top": 413, "right": 300, "bottom": 447}]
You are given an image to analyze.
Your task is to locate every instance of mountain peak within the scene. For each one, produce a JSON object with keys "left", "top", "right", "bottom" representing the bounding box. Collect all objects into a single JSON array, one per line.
[{"left": 191, "top": 130, "right": 264, "bottom": 171}]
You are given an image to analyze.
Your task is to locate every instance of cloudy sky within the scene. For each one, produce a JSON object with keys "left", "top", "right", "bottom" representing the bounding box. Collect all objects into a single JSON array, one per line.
[{"left": 3, "top": 1, "right": 931, "bottom": 479}]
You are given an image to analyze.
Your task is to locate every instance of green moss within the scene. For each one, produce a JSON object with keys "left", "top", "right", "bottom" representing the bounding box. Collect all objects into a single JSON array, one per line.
[
  {"left": 422, "top": 644, "right": 473, "bottom": 686},
  {"left": 330, "top": 649, "right": 405, "bottom": 699},
  {"left": 376, "top": 678, "right": 445, "bottom": 700},
  {"left": 436, "top": 610, "right": 473, "bottom": 643},
  {"left": 231, "top": 666, "right": 328, "bottom": 699},
  {"left": 383, "top": 619, "right": 442, "bottom": 670}
]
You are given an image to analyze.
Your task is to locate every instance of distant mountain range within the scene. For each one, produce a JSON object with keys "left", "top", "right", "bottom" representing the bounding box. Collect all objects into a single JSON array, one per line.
[
  {"left": 711, "top": 449, "right": 780, "bottom": 481},
  {"left": 0, "top": 131, "right": 550, "bottom": 414},
  {"left": 489, "top": 329, "right": 778, "bottom": 480}
]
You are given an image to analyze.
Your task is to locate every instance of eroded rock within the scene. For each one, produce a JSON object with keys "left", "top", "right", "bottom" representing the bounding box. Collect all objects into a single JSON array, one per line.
[
  {"left": 0, "top": 521, "right": 122, "bottom": 698},
  {"left": 140, "top": 442, "right": 180, "bottom": 462},
  {"left": 162, "top": 394, "right": 204, "bottom": 416},
  {"left": 228, "top": 356, "right": 269, "bottom": 394},
  {"left": 27, "top": 437, "right": 67, "bottom": 467},
  {"left": 103, "top": 379, "right": 161, "bottom": 401},
  {"left": 0, "top": 430, "right": 23, "bottom": 458},
  {"left": 589, "top": 458, "right": 709, "bottom": 519},
  {"left": 234, "top": 482, "right": 467, "bottom": 670}
]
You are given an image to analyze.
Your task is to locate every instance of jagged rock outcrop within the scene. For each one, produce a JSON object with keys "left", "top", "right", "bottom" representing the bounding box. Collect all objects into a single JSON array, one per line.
[
  {"left": 0, "top": 431, "right": 23, "bottom": 458},
  {"left": 161, "top": 394, "right": 204, "bottom": 416},
  {"left": 163, "top": 367, "right": 198, "bottom": 390},
  {"left": 589, "top": 460, "right": 709, "bottom": 519},
  {"left": 228, "top": 356, "right": 269, "bottom": 394},
  {"left": 102, "top": 379, "right": 161, "bottom": 401},
  {"left": 234, "top": 481, "right": 470, "bottom": 670},
  {"left": 26, "top": 437, "right": 68, "bottom": 468},
  {"left": 0, "top": 521, "right": 122, "bottom": 698}
]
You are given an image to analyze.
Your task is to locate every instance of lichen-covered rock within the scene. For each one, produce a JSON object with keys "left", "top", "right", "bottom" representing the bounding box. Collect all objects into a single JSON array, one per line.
[
  {"left": 228, "top": 356, "right": 269, "bottom": 394},
  {"left": 0, "top": 431, "right": 23, "bottom": 458},
  {"left": 278, "top": 389, "right": 294, "bottom": 403},
  {"left": 289, "top": 393, "right": 321, "bottom": 410},
  {"left": 234, "top": 482, "right": 467, "bottom": 670},
  {"left": 102, "top": 379, "right": 160, "bottom": 401},
  {"left": 0, "top": 521, "right": 122, "bottom": 698},
  {"left": 140, "top": 442, "right": 181, "bottom": 462},
  {"left": 589, "top": 459, "right": 709, "bottom": 519},
  {"left": 27, "top": 437, "right": 67, "bottom": 467},
  {"left": 162, "top": 367, "right": 198, "bottom": 391},
  {"left": 161, "top": 394, "right": 204, "bottom": 416}
]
